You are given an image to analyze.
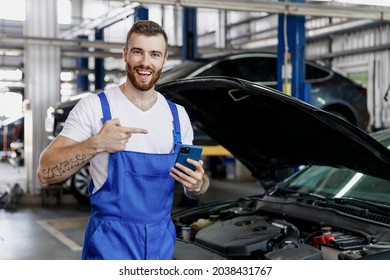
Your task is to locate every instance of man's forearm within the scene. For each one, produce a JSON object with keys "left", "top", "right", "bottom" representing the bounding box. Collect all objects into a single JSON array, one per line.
[
  {"left": 37, "top": 136, "right": 99, "bottom": 185},
  {"left": 39, "top": 152, "right": 90, "bottom": 184}
]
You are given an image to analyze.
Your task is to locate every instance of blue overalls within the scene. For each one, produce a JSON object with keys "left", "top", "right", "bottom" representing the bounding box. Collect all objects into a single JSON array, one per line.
[{"left": 81, "top": 92, "right": 181, "bottom": 260}]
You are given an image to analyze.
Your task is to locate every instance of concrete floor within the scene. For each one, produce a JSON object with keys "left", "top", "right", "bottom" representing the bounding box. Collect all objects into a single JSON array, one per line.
[{"left": 0, "top": 160, "right": 260, "bottom": 260}]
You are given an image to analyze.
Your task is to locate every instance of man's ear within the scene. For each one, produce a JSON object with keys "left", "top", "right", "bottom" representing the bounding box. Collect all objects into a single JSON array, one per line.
[
  {"left": 123, "top": 47, "right": 128, "bottom": 62},
  {"left": 163, "top": 53, "right": 168, "bottom": 67}
]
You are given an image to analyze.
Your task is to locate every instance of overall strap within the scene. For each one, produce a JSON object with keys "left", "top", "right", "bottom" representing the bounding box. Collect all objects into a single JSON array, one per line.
[
  {"left": 167, "top": 100, "right": 182, "bottom": 150},
  {"left": 98, "top": 92, "right": 112, "bottom": 124}
]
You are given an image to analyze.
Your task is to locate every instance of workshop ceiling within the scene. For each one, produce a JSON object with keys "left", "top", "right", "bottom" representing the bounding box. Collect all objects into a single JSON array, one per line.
[{"left": 1, "top": 0, "right": 390, "bottom": 62}]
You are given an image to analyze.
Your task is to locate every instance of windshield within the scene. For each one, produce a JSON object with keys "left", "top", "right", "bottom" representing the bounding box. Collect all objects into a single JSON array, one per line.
[
  {"left": 157, "top": 60, "right": 208, "bottom": 85},
  {"left": 282, "top": 129, "right": 390, "bottom": 206}
]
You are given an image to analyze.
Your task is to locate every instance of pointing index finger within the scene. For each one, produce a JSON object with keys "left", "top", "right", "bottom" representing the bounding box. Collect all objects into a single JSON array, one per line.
[{"left": 126, "top": 127, "right": 148, "bottom": 135}]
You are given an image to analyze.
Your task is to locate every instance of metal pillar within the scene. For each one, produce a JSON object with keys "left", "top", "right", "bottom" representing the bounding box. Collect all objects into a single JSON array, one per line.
[
  {"left": 76, "top": 35, "right": 89, "bottom": 92},
  {"left": 216, "top": 10, "right": 226, "bottom": 49},
  {"left": 94, "top": 29, "right": 105, "bottom": 91},
  {"left": 134, "top": 6, "right": 149, "bottom": 21},
  {"left": 276, "top": 0, "right": 311, "bottom": 179},
  {"left": 24, "top": 0, "right": 61, "bottom": 194},
  {"left": 277, "top": 0, "right": 310, "bottom": 103},
  {"left": 182, "top": 8, "right": 198, "bottom": 60}
]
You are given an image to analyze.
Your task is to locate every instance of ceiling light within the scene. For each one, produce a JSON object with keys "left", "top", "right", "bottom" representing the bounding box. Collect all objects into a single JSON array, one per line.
[{"left": 316, "top": 0, "right": 390, "bottom": 7}]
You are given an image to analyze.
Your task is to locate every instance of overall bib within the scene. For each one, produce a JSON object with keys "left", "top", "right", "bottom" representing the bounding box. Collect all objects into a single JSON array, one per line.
[{"left": 81, "top": 92, "right": 182, "bottom": 260}]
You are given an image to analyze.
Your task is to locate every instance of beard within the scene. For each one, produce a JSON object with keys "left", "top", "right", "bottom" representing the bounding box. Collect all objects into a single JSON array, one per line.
[{"left": 126, "top": 63, "right": 162, "bottom": 91}]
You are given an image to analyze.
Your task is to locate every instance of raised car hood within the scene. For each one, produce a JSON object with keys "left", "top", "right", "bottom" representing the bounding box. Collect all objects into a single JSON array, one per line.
[{"left": 157, "top": 77, "right": 390, "bottom": 181}]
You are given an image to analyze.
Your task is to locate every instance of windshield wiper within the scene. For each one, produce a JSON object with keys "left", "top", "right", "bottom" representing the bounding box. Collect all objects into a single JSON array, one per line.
[
  {"left": 270, "top": 185, "right": 390, "bottom": 217},
  {"left": 331, "top": 197, "right": 390, "bottom": 216},
  {"left": 269, "top": 185, "right": 328, "bottom": 200}
]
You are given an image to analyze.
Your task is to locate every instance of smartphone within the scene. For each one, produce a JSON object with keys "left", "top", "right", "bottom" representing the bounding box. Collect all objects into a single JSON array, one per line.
[{"left": 175, "top": 144, "right": 203, "bottom": 171}]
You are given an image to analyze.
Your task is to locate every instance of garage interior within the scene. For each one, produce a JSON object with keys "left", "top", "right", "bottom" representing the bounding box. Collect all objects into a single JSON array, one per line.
[{"left": 1, "top": 0, "right": 390, "bottom": 260}]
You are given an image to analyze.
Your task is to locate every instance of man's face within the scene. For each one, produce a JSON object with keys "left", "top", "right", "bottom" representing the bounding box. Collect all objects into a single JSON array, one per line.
[{"left": 124, "top": 33, "right": 167, "bottom": 91}]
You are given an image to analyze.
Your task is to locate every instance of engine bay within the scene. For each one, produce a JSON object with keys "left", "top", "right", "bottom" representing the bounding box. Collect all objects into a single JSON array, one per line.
[{"left": 173, "top": 198, "right": 390, "bottom": 260}]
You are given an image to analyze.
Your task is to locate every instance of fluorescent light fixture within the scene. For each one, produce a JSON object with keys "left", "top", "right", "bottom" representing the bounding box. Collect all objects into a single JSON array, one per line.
[
  {"left": 60, "top": 71, "right": 74, "bottom": 82},
  {"left": 341, "top": 0, "right": 390, "bottom": 7},
  {"left": 315, "top": 0, "right": 390, "bottom": 7},
  {"left": 0, "top": 69, "right": 23, "bottom": 81}
]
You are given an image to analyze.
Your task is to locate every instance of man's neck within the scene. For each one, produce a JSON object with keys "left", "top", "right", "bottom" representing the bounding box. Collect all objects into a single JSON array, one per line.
[{"left": 119, "top": 83, "right": 158, "bottom": 111}]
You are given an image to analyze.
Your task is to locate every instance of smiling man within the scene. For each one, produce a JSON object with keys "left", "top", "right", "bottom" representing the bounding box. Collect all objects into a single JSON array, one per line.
[{"left": 37, "top": 20, "right": 210, "bottom": 260}]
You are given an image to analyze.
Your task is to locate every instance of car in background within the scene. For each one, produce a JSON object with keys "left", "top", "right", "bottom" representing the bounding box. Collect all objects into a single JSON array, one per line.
[
  {"left": 158, "top": 52, "right": 369, "bottom": 131},
  {"left": 45, "top": 52, "right": 369, "bottom": 205},
  {"left": 156, "top": 77, "right": 390, "bottom": 260}
]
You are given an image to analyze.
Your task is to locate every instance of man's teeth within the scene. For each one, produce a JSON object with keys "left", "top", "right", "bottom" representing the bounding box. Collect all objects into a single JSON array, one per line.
[{"left": 137, "top": 70, "right": 151, "bottom": 75}]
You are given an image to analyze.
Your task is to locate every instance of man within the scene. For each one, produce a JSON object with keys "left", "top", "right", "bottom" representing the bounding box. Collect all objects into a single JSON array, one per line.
[{"left": 37, "top": 20, "right": 210, "bottom": 260}]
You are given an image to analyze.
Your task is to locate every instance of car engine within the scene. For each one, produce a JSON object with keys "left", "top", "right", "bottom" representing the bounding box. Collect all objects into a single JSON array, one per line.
[{"left": 173, "top": 199, "right": 390, "bottom": 260}]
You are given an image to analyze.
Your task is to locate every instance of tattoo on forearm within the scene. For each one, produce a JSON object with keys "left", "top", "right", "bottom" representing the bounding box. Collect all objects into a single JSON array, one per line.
[{"left": 42, "top": 154, "right": 88, "bottom": 180}]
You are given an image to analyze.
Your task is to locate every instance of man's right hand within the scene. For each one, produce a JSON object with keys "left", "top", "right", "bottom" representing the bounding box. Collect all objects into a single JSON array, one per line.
[{"left": 96, "top": 118, "right": 148, "bottom": 153}]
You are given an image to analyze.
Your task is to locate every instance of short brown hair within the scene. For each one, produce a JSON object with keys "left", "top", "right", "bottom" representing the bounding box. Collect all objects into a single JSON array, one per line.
[{"left": 126, "top": 20, "right": 168, "bottom": 51}]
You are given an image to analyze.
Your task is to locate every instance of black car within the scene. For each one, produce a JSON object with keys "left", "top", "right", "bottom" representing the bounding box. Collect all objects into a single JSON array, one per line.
[
  {"left": 158, "top": 52, "right": 369, "bottom": 131},
  {"left": 153, "top": 77, "right": 390, "bottom": 260}
]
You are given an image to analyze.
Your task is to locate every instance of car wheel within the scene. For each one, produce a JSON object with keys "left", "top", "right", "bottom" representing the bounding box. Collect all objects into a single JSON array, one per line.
[{"left": 70, "top": 164, "right": 91, "bottom": 206}]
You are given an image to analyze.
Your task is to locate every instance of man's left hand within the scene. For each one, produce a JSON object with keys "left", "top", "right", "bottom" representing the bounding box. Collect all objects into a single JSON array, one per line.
[{"left": 170, "top": 158, "right": 209, "bottom": 196}]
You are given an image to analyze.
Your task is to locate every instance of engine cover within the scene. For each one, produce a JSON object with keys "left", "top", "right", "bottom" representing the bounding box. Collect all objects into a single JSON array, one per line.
[{"left": 195, "top": 216, "right": 282, "bottom": 257}]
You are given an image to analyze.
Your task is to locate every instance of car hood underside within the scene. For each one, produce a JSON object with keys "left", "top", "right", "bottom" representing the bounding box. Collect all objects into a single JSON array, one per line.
[{"left": 157, "top": 77, "right": 390, "bottom": 181}]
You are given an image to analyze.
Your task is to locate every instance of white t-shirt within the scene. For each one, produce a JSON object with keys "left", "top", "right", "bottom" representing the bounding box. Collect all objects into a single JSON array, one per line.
[{"left": 60, "top": 86, "right": 194, "bottom": 192}]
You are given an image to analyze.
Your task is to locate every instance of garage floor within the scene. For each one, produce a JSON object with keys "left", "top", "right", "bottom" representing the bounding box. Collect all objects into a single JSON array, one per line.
[{"left": 0, "top": 161, "right": 260, "bottom": 260}]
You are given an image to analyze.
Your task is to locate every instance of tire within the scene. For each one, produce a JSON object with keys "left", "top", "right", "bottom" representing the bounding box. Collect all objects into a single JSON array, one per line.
[{"left": 70, "top": 164, "right": 91, "bottom": 206}]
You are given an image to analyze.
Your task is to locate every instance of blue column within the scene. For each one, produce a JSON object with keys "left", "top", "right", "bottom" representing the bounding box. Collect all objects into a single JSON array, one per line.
[
  {"left": 277, "top": 0, "right": 310, "bottom": 103},
  {"left": 182, "top": 8, "right": 198, "bottom": 60},
  {"left": 134, "top": 6, "right": 149, "bottom": 21},
  {"left": 94, "top": 29, "right": 105, "bottom": 91},
  {"left": 76, "top": 35, "right": 89, "bottom": 92}
]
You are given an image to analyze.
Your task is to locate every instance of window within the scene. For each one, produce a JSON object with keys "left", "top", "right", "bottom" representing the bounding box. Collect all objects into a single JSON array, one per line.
[
  {"left": 198, "top": 57, "right": 277, "bottom": 83},
  {"left": 0, "top": 0, "right": 72, "bottom": 24},
  {"left": 0, "top": 0, "right": 25, "bottom": 21},
  {"left": 306, "top": 64, "right": 331, "bottom": 80},
  {"left": 58, "top": 0, "right": 72, "bottom": 24}
]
